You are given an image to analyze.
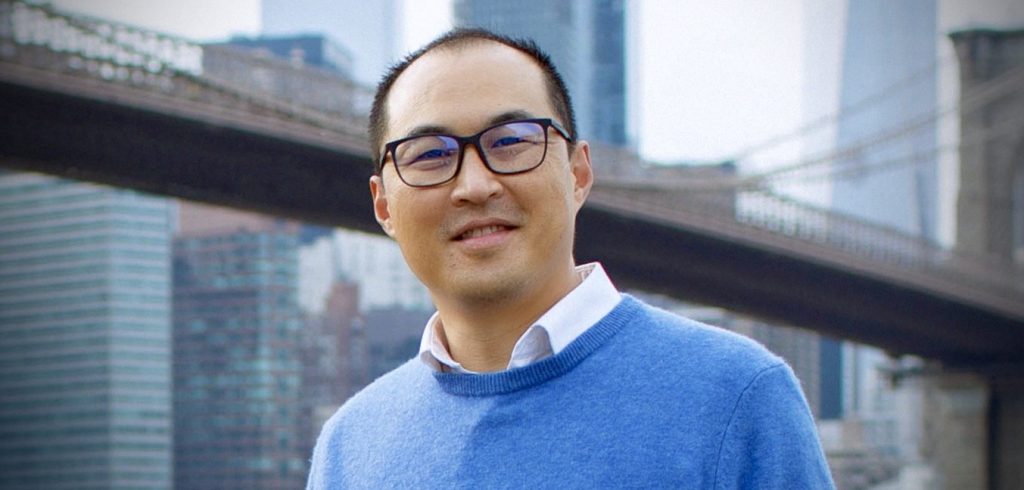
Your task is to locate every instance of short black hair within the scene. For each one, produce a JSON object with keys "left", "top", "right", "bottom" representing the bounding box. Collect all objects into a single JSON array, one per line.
[{"left": 368, "top": 27, "right": 577, "bottom": 173}]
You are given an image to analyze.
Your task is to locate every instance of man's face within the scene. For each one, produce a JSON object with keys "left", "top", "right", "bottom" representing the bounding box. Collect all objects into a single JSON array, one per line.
[{"left": 370, "top": 42, "right": 593, "bottom": 308}]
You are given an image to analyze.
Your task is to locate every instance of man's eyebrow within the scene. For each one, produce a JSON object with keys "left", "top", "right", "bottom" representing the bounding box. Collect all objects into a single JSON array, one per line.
[
  {"left": 404, "top": 124, "right": 451, "bottom": 138},
  {"left": 487, "top": 110, "right": 535, "bottom": 126},
  {"left": 402, "top": 110, "right": 538, "bottom": 139}
]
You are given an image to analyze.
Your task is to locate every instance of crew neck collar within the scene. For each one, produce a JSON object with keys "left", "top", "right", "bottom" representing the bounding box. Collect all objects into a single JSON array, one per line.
[{"left": 430, "top": 295, "right": 639, "bottom": 397}]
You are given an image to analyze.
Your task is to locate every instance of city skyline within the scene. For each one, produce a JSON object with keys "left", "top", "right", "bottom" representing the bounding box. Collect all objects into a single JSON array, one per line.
[
  {"left": 0, "top": 172, "right": 174, "bottom": 488},
  {"left": 3, "top": 2, "right": 1022, "bottom": 487}
]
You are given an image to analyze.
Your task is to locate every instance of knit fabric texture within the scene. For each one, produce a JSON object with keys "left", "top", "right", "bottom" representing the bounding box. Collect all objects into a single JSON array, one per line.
[{"left": 307, "top": 295, "right": 834, "bottom": 489}]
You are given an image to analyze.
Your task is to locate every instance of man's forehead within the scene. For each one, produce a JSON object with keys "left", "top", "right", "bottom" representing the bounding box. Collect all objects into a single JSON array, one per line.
[
  {"left": 407, "top": 38, "right": 528, "bottom": 71},
  {"left": 385, "top": 41, "right": 552, "bottom": 137},
  {"left": 391, "top": 40, "right": 542, "bottom": 95}
]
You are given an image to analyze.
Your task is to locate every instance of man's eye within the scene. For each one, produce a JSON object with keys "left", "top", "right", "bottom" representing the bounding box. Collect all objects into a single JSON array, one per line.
[
  {"left": 490, "top": 136, "right": 526, "bottom": 148},
  {"left": 413, "top": 148, "right": 451, "bottom": 161},
  {"left": 403, "top": 148, "right": 455, "bottom": 170}
]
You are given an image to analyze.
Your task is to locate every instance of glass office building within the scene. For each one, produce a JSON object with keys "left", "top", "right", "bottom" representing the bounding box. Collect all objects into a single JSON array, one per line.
[
  {"left": 454, "top": 0, "right": 629, "bottom": 146},
  {"left": 260, "top": 0, "right": 400, "bottom": 86},
  {"left": 172, "top": 203, "right": 308, "bottom": 489},
  {"left": 0, "top": 170, "right": 173, "bottom": 489},
  {"left": 832, "top": 0, "right": 938, "bottom": 239}
]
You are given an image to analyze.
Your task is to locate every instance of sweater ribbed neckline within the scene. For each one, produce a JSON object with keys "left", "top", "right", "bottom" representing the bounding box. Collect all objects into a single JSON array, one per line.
[{"left": 431, "top": 295, "right": 641, "bottom": 397}]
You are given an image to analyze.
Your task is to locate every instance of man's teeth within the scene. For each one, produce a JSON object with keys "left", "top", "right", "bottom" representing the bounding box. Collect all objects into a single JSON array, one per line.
[{"left": 462, "top": 225, "right": 503, "bottom": 239}]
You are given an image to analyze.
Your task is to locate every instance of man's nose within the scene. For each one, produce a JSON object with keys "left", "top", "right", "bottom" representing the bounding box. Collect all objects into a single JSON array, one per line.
[{"left": 450, "top": 144, "right": 503, "bottom": 205}]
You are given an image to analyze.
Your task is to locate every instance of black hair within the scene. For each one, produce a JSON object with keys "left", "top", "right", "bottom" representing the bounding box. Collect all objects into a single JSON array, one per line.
[{"left": 368, "top": 27, "right": 577, "bottom": 173}]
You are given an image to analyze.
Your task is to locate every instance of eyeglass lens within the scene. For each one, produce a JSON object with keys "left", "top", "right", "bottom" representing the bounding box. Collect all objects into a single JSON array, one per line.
[{"left": 393, "top": 121, "right": 548, "bottom": 186}]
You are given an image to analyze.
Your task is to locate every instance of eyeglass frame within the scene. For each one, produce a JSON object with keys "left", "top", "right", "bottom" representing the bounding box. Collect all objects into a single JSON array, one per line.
[{"left": 378, "top": 118, "right": 574, "bottom": 188}]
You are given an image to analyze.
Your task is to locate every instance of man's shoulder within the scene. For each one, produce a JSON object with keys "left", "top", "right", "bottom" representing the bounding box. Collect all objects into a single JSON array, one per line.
[
  {"left": 308, "top": 358, "right": 439, "bottom": 487},
  {"left": 615, "top": 295, "right": 785, "bottom": 380},
  {"left": 324, "top": 358, "right": 428, "bottom": 429}
]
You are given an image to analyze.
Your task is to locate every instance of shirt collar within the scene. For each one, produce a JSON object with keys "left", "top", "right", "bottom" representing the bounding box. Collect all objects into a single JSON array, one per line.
[{"left": 418, "top": 262, "right": 621, "bottom": 374}]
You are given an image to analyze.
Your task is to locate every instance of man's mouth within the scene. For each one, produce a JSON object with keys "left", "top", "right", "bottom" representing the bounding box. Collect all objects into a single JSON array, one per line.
[{"left": 457, "top": 224, "right": 510, "bottom": 241}]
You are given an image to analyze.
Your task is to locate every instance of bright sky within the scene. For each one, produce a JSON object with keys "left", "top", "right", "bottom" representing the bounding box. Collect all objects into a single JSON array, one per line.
[
  {"left": 633, "top": 1, "right": 803, "bottom": 163},
  {"left": 399, "top": 0, "right": 806, "bottom": 164},
  {"left": 51, "top": 0, "right": 261, "bottom": 40}
]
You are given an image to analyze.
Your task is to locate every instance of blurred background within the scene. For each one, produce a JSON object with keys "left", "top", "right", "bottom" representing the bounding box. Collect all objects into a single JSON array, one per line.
[{"left": 1, "top": 0, "right": 1022, "bottom": 488}]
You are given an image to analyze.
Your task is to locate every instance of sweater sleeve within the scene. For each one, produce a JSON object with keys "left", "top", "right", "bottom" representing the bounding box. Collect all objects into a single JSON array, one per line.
[
  {"left": 713, "top": 363, "right": 835, "bottom": 489},
  {"left": 306, "top": 411, "right": 342, "bottom": 490}
]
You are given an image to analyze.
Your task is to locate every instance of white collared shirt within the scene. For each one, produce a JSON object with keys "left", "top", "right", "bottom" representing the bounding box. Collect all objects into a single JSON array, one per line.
[{"left": 418, "top": 262, "right": 621, "bottom": 374}]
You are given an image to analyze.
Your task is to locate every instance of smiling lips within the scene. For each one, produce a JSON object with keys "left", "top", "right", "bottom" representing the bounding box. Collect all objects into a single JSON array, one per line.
[
  {"left": 459, "top": 224, "right": 507, "bottom": 240},
  {"left": 452, "top": 220, "right": 518, "bottom": 242}
]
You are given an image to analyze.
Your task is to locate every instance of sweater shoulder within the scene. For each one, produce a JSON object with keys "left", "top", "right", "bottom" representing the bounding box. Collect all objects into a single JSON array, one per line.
[
  {"left": 618, "top": 296, "right": 785, "bottom": 381},
  {"left": 308, "top": 359, "right": 432, "bottom": 487},
  {"left": 322, "top": 358, "right": 427, "bottom": 429}
]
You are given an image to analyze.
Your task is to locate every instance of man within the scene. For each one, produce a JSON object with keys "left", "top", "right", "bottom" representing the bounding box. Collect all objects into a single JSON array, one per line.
[{"left": 308, "top": 28, "right": 834, "bottom": 488}]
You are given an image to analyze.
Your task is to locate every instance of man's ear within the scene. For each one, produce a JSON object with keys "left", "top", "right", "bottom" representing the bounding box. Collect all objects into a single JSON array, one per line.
[
  {"left": 369, "top": 175, "right": 396, "bottom": 238},
  {"left": 570, "top": 141, "right": 594, "bottom": 210}
]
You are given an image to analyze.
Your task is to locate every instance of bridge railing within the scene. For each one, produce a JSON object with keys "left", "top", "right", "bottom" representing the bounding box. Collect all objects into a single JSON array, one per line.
[
  {"left": 736, "top": 190, "right": 938, "bottom": 267},
  {"left": 201, "top": 43, "right": 371, "bottom": 121},
  {"left": 0, "top": 0, "right": 370, "bottom": 137},
  {"left": 594, "top": 176, "right": 1022, "bottom": 315},
  {"left": 1, "top": 0, "right": 199, "bottom": 86}
]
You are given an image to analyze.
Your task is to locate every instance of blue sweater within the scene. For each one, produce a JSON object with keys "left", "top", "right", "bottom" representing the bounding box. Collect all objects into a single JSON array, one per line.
[{"left": 308, "top": 296, "right": 834, "bottom": 489}]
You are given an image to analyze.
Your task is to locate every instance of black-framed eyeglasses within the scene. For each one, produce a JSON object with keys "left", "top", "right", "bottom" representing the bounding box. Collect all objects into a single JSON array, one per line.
[{"left": 379, "top": 118, "right": 573, "bottom": 188}]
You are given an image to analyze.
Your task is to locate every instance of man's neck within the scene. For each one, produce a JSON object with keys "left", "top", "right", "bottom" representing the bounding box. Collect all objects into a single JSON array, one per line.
[{"left": 434, "top": 267, "right": 582, "bottom": 373}]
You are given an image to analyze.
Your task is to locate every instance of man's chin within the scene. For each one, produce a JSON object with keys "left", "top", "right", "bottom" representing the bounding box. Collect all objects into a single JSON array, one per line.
[{"left": 447, "top": 274, "right": 527, "bottom": 306}]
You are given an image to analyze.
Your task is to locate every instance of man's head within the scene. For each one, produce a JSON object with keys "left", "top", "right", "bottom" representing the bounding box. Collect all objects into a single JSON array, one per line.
[
  {"left": 369, "top": 28, "right": 577, "bottom": 171},
  {"left": 368, "top": 28, "right": 593, "bottom": 311}
]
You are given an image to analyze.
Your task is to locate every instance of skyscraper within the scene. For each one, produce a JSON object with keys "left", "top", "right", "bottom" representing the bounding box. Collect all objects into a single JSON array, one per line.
[
  {"left": 0, "top": 170, "right": 173, "bottom": 489},
  {"left": 831, "top": 0, "right": 939, "bottom": 239},
  {"left": 260, "top": 0, "right": 401, "bottom": 86},
  {"left": 454, "top": 0, "right": 629, "bottom": 146},
  {"left": 332, "top": 229, "right": 432, "bottom": 312},
  {"left": 172, "top": 203, "right": 308, "bottom": 488},
  {"left": 297, "top": 277, "right": 364, "bottom": 454},
  {"left": 299, "top": 228, "right": 432, "bottom": 380}
]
